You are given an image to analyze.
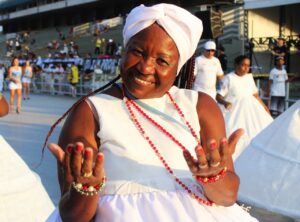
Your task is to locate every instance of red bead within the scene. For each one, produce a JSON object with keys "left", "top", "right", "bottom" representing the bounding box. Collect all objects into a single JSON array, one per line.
[{"left": 122, "top": 85, "right": 214, "bottom": 206}]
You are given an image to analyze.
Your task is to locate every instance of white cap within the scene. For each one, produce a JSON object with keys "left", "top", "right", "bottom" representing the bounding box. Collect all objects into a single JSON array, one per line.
[{"left": 204, "top": 41, "right": 216, "bottom": 50}]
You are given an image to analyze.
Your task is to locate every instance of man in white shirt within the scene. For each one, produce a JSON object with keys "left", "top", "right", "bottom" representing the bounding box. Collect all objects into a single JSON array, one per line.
[
  {"left": 268, "top": 56, "right": 288, "bottom": 116},
  {"left": 192, "top": 40, "right": 224, "bottom": 99}
]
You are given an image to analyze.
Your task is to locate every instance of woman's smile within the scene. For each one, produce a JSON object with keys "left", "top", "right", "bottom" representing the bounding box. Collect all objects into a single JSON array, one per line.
[{"left": 134, "top": 76, "right": 154, "bottom": 86}]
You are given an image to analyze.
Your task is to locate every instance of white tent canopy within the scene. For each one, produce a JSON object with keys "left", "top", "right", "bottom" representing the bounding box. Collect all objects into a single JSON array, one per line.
[
  {"left": 235, "top": 101, "right": 300, "bottom": 218},
  {"left": 244, "top": 0, "right": 300, "bottom": 9}
]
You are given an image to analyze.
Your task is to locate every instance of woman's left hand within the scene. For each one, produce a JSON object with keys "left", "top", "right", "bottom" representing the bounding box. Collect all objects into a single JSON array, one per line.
[{"left": 183, "top": 129, "right": 244, "bottom": 179}]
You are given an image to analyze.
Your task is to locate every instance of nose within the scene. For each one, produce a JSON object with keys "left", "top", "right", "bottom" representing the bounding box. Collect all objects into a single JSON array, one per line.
[{"left": 136, "top": 57, "right": 155, "bottom": 75}]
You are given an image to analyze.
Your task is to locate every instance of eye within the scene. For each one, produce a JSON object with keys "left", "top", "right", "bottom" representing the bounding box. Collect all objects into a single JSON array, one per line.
[
  {"left": 131, "top": 48, "right": 143, "bottom": 57},
  {"left": 157, "top": 58, "right": 169, "bottom": 66}
]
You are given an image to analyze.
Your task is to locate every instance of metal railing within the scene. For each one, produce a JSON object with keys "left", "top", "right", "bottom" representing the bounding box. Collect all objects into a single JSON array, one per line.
[{"left": 254, "top": 73, "right": 299, "bottom": 110}]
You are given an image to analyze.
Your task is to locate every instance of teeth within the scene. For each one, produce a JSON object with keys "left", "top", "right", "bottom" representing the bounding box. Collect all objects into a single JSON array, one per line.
[{"left": 134, "top": 77, "right": 153, "bottom": 86}]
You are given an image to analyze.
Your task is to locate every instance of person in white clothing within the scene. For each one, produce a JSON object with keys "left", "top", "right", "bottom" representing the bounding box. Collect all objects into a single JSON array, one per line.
[
  {"left": 216, "top": 55, "right": 272, "bottom": 160},
  {"left": 192, "top": 40, "right": 224, "bottom": 99},
  {"left": 268, "top": 56, "right": 288, "bottom": 117},
  {"left": 22, "top": 59, "right": 33, "bottom": 100},
  {"left": 45, "top": 4, "right": 257, "bottom": 222}
]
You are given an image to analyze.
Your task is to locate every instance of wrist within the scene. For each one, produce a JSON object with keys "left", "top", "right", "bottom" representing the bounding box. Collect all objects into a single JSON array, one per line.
[{"left": 195, "top": 167, "right": 227, "bottom": 185}]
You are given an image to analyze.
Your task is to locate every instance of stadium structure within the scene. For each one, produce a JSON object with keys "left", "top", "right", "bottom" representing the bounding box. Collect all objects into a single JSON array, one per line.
[{"left": 0, "top": 0, "right": 235, "bottom": 33}]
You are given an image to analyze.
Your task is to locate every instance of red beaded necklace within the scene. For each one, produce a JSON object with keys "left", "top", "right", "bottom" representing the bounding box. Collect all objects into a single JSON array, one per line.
[{"left": 122, "top": 85, "right": 213, "bottom": 206}]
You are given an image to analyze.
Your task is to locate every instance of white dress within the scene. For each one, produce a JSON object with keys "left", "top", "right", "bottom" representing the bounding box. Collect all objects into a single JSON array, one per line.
[
  {"left": 235, "top": 100, "right": 300, "bottom": 218},
  {"left": 217, "top": 72, "right": 273, "bottom": 160},
  {"left": 47, "top": 86, "right": 257, "bottom": 222},
  {"left": 0, "top": 135, "right": 54, "bottom": 222}
]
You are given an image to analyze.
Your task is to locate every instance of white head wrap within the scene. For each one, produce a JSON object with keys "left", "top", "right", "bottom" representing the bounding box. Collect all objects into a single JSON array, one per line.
[{"left": 123, "top": 4, "right": 203, "bottom": 74}]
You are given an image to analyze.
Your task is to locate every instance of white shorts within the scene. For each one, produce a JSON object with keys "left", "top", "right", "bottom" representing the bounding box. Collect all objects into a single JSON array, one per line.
[
  {"left": 9, "top": 81, "right": 22, "bottom": 90},
  {"left": 22, "top": 77, "right": 31, "bottom": 84}
]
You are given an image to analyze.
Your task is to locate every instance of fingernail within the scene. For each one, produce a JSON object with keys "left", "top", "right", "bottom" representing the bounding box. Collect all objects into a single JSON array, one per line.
[
  {"left": 76, "top": 143, "right": 83, "bottom": 152},
  {"left": 97, "top": 153, "right": 104, "bottom": 161},
  {"left": 221, "top": 138, "right": 227, "bottom": 145},
  {"left": 67, "top": 145, "right": 73, "bottom": 153},
  {"left": 209, "top": 141, "right": 217, "bottom": 150},
  {"left": 85, "top": 149, "right": 92, "bottom": 158},
  {"left": 195, "top": 146, "right": 204, "bottom": 154}
]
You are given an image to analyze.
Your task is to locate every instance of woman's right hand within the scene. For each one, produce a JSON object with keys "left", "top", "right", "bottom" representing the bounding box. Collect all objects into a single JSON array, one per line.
[{"left": 48, "top": 142, "right": 105, "bottom": 194}]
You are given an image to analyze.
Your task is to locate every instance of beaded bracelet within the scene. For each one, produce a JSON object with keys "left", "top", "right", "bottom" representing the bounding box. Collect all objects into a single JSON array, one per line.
[
  {"left": 72, "top": 176, "right": 106, "bottom": 196},
  {"left": 195, "top": 167, "right": 227, "bottom": 184}
]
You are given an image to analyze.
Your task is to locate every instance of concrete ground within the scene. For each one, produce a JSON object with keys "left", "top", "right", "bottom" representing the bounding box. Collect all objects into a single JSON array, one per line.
[{"left": 0, "top": 91, "right": 298, "bottom": 222}]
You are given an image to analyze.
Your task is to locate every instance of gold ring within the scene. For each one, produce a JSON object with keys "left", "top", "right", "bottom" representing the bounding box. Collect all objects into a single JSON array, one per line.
[
  {"left": 210, "top": 161, "right": 220, "bottom": 168},
  {"left": 82, "top": 171, "right": 93, "bottom": 178},
  {"left": 198, "top": 163, "right": 208, "bottom": 169}
]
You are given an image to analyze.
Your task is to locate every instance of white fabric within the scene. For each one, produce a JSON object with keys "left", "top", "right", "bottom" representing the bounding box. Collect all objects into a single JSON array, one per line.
[
  {"left": 123, "top": 4, "right": 203, "bottom": 74},
  {"left": 47, "top": 86, "right": 257, "bottom": 222},
  {"left": 0, "top": 135, "right": 54, "bottom": 222},
  {"left": 204, "top": 41, "right": 216, "bottom": 50},
  {"left": 235, "top": 100, "right": 300, "bottom": 218},
  {"left": 8, "top": 81, "right": 22, "bottom": 90},
  {"left": 21, "top": 77, "right": 31, "bottom": 84},
  {"left": 269, "top": 67, "right": 288, "bottom": 96},
  {"left": 193, "top": 55, "right": 223, "bottom": 99},
  {"left": 217, "top": 72, "right": 273, "bottom": 160}
]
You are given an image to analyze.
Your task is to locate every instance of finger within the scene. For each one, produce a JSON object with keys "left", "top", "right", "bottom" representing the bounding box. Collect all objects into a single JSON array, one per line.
[
  {"left": 94, "top": 152, "right": 105, "bottom": 178},
  {"left": 47, "top": 143, "right": 65, "bottom": 163},
  {"left": 208, "top": 140, "right": 221, "bottom": 167},
  {"left": 64, "top": 144, "right": 74, "bottom": 177},
  {"left": 228, "top": 128, "right": 245, "bottom": 154},
  {"left": 195, "top": 145, "right": 208, "bottom": 170},
  {"left": 183, "top": 150, "right": 199, "bottom": 173},
  {"left": 71, "top": 142, "right": 84, "bottom": 178},
  {"left": 219, "top": 138, "right": 229, "bottom": 158},
  {"left": 81, "top": 147, "right": 94, "bottom": 177}
]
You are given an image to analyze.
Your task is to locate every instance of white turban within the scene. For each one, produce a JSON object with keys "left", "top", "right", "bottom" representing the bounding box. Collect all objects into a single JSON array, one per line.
[{"left": 123, "top": 4, "right": 203, "bottom": 74}]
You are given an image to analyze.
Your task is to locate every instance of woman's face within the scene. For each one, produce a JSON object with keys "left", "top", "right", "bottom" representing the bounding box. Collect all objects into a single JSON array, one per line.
[
  {"left": 235, "top": 58, "right": 250, "bottom": 76},
  {"left": 12, "top": 58, "right": 19, "bottom": 66},
  {"left": 121, "top": 23, "right": 179, "bottom": 99}
]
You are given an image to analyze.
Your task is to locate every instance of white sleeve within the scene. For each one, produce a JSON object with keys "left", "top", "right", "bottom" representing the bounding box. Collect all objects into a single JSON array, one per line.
[
  {"left": 216, "top": 60, "right": 224, "bottom": 76},
  {"left": 217, "top": 75, "right": 229, "bottom": 96},
  {"left": 284, "top": 70, "right": 288, "bottom": 80},
  {"left": 269, "top": 69, "right": 275, "bottom": 80}
]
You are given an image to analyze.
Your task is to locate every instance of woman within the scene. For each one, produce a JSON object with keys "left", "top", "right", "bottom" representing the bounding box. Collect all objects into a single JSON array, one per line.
[
  {"left": 22, "top": 59, "right": 33, "bottom": 100},
  {"left": 216, "top": 55, "right": 273, "bottom": 160},
  {"left": 8, "top": 57, "right": 22, "bottom": 113},
  {"left": 46, "top": 4, "right": 257, "bottom": 222}
]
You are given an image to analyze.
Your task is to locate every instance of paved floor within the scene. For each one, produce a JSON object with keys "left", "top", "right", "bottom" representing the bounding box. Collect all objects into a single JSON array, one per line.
[{"left": 0, "top": 91, "right": 298, "bottom": 222}]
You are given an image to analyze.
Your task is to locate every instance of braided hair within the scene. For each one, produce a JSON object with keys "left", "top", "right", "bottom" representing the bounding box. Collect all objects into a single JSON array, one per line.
[{"left": 174, "top": 54, "right": 196, "bottom": 89}]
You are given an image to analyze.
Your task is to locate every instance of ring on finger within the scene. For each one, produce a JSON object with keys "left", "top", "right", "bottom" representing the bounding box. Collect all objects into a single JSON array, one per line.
[
  {"left": 210, "top": 161, "right": 220, "bottom": 168},
  {"left": 198, "top": 163, "right": 208, "bottom": 169},
  {"left": 82, "top": 171, "right": 93, "bottom": 178}
]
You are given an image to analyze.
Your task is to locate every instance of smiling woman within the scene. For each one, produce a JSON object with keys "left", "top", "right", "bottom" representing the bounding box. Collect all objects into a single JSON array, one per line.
[
  {"left": 121, "top": 23, "right": 179, "bottom": 99},
  {"left": 45, "top": 3, "right": 258, "bottom": 222}
]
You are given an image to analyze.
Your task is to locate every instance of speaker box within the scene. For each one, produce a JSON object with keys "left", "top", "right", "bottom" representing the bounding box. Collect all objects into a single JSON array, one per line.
[{"left": 195, "top": 9, "right": 223, "bottom": 39}]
